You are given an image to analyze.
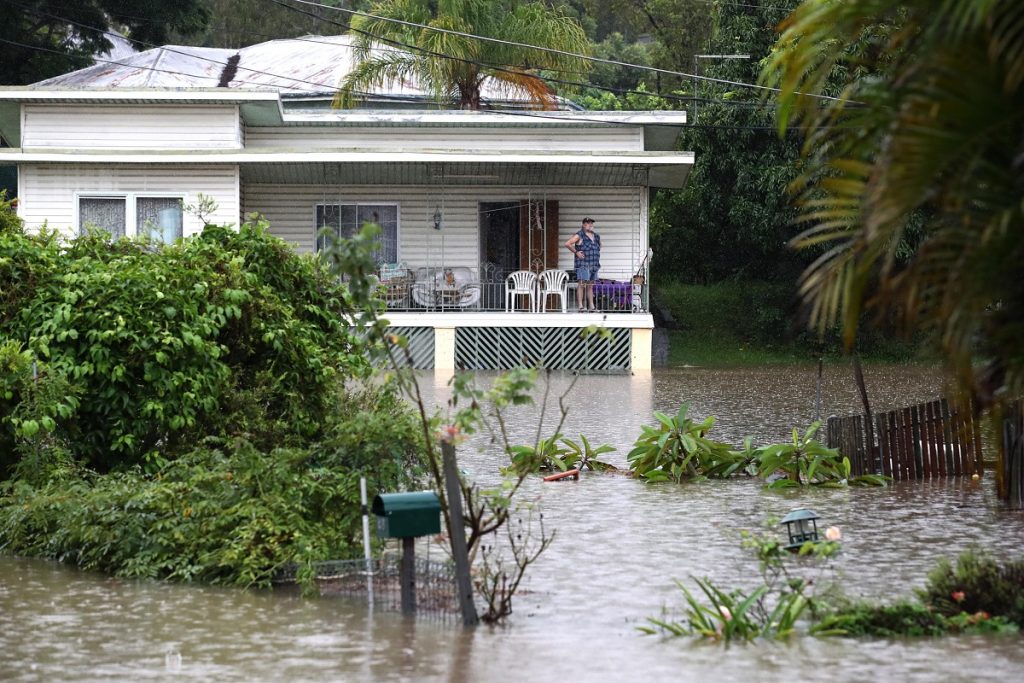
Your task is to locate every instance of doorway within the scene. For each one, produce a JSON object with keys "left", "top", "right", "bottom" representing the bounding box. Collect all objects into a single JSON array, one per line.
[{"left": 479, "top": 202, "right": 520, "bottom": 309}]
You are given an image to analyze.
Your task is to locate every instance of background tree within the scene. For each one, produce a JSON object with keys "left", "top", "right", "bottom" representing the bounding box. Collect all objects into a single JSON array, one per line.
[
  {"left": 0, "top": 0, "right": 209, "bottom": 85},
  {"left": 192, "top": 0, "right": 355, "bottom": 49},
  {"left": 338, "top": 0, "right": 591, "bottom": 109},
  {"left": 650, "top": 1, "right": 804, "bottom": 284},
  {"left": 763, "top": 0, "right": 1024, "bottom": 403}
]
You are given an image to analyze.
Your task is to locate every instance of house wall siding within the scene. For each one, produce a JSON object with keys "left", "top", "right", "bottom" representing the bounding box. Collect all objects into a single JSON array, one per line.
[
  {"left": 22, "top": 105, "right": 242, "bottom": 150},
  {"left": 243, "top": 184, "right": 648, "bottom": 276},
  {"left": 244, "top": 126, "right": 643, "bottom": 151},
  {"left": 17, "top": 164, "right": 240, "bottom": 236}
]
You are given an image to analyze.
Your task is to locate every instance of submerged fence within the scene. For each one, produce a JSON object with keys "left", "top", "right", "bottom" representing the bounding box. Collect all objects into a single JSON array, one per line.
[
  {"left": 1002, "top": 400, "right": 1024, "bottom": 507},
  {"left": 826, "top": 397, "right": 983, "bottom": 480},
  {"left": 274, "top": 556, "right": 460, "bottom": 621}
]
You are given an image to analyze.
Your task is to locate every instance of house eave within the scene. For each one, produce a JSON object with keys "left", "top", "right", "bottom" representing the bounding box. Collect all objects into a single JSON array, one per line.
[{"left": 0, "top": 147, "right": 694, "bottom": 188}]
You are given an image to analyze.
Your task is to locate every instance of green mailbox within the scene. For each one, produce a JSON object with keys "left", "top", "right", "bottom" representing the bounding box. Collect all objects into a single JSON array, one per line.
[{"left": 372, "top": 491, "right": 442, "bottom": 539}]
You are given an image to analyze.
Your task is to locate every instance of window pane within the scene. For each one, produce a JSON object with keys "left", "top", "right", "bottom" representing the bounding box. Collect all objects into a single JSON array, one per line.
[
  {"left": 316, "top": 204, "right": 341, "bottom": 251},
  {"left": 358, "top": 205, "right": 398, "bottom": 263},
  {"left": 317, "top": 204, "right": 398, "bottom": 262},
  {"left": 79, "top": 197, "right": 126, "bottom": 238},
  {"left": 137, "top": 197, "right": 183, "bottom": 243}
]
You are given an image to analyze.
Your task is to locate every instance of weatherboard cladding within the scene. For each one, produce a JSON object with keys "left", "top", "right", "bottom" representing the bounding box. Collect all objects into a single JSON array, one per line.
[
  {"left": 22, "top": 105, "right": 242, "bottom": 150},
  {"left": 17, "top": 164, "right": 240, "bottom": 237},
  {"left": 242, "top": 183, "right": 647, "bottom": 276},
  {"left": 243, "top": 126, "right": 643, "bottom": 152}
]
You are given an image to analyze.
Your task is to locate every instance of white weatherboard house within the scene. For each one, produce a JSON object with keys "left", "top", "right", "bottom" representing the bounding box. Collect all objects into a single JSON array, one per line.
[{"left": 0, "top": 36, "right": 693, "bottom": 372}]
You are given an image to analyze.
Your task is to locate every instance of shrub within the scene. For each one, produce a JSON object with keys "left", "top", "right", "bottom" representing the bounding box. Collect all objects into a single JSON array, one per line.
[
  {"left": 919, "top": 550, "right": 1024, "bottom": 627},
  {"left": 0, "top": 216, "right": 370, "bottom": 472},
  {"left": 627, "top": 403, "right": 744, "bottom": 482},
  {"left": 0, "top": 385, "right": 423, "bottom": 588},
  {"left": 812, "top": 600, "right": 1017, "bottom": 637}
]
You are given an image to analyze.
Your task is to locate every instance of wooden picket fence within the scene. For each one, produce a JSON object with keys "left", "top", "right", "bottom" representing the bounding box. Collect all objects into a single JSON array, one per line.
[
  {"left": 1001, "top": 400, "right": 1024, "bottom": 507},
  {"left": 826, "top": 398, "right": 983, "bottom": 480}
]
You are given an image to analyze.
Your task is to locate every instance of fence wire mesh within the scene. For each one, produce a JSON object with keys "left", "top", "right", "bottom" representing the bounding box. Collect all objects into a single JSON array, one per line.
[{"left": 274, "top": 556, "right": 460, "bottom": 622}]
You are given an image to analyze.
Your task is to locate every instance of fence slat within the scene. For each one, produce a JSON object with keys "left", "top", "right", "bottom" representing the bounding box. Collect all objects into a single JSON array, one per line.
[
  {"left": 885, "top": 411, "right": 896, "bottom": 477},
  {"left": 925, "top": 397, "right": 933, "bottom": 479},
  {"left": 892, "top": 411, "right": 901, "bottom": 481},
  {"left": 912, "top": 403, "right": 925, "bottom": 479},
  {"left": 948, "top": 399, "right": 964, "bottom": 477},
  {"left": 939, "top": 399, "right": 955, "bottom": 476},
  {"left": 875, "top": 413, "right": 887, "bottom": 475},
  {"left": 973, "top": 401, "right": 985, "bottom": 477},
  {"left": 929, "top": 400, "right": 943, "bottom": 476},
  {"left": 854, "top": 415, "right": 866, "bottom": 476}
]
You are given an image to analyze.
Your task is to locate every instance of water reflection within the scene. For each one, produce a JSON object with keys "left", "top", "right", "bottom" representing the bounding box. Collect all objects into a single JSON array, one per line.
[{"left": 2, "top": 365, "right": 1023, "bottom": 682}]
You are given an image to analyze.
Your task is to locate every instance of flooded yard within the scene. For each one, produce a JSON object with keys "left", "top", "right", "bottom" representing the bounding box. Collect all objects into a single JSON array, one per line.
[{"left": 2, "top": 364, "right": 1023, "bottom": 681}]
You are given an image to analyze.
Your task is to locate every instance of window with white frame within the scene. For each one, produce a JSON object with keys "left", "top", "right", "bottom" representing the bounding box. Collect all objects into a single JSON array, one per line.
[
  {"left": 78, "top": 195, "right": 183, "bottom": 243},
  {"left": 315, "top": 203, "right": 398, "bottom": 264}
]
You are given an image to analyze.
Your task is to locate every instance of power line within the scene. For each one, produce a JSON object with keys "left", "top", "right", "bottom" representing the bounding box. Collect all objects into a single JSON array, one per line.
[
  {"left": 6, "top": 0, "right": 814, "bottom": 129},
  {"left": 271, "top": 0, "right": 845, "bottom": 102},
  {"left": 5, "top": 7, "right": 698, "bottom": 115}
]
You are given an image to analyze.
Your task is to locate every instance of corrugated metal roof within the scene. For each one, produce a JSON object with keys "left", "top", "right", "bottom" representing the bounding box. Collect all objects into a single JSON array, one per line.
[{"left": 33, "top": 34, "right": 549, "bottom": 104}]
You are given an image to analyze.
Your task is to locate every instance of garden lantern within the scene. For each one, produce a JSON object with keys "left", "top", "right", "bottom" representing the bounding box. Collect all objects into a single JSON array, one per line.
[{"left": 780, "top": 508, "right": 820, "bottom": 550}]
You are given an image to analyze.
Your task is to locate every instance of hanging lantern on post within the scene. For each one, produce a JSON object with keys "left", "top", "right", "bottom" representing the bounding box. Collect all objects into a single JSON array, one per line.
[
  {"left": 432, "top": 207, "right": 442, "bottom": 230},
  {"left": 780, "top": 508, "right": 820, "bottom": 551}
]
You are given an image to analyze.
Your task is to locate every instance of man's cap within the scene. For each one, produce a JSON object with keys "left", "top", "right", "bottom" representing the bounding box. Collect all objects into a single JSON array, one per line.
[{"left": 582, "top": 217, "right": 596, "bottom": 224}]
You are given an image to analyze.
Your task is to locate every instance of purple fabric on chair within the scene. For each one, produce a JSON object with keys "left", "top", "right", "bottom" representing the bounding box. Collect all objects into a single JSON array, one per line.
[{"left": 592, "top": 281, "right": 631, "bottom": 310}]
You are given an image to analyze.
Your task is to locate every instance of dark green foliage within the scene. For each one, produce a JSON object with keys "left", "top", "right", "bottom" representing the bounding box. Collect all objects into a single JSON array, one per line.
[
  {"left": 813, "top": 601, "right": 1018, "bottom": 637},
  {"left": 627, "top": 405, "right": 888, "bottom": 487},
  {"left": 0, "top": 342, "right": 80, "bottom": 482},
  {"left": 0, "top": 212, "right": 368, "bottom": 472},
  {"left": 755, "top": 423, "right": 889, "bottom": 488},
  {"left": 919, "top": 550, "right": 1024, "bottom": 627},
  {"left": 627, "top": 403, "right": 745, "bottom": 482},
  {"left": 0, "top": 0, "right": 209, "bottom": 85},
  {"left": 651, "top": 3, "right": 806, "bottom": 285},
  {"left": 0, "top": 211, "right": 426, "bottom": 587},
  {"left": 0, "top": 417, "right": 420, "bottom": 588},
  {"left": 654, "top": 280, "right": 924, "bottom": 363}
]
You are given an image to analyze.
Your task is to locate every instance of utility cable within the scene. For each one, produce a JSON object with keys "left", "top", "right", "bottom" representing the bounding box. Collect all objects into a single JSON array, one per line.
[{"left": 271, "top": 0, "right": 845, "bottom": 102}]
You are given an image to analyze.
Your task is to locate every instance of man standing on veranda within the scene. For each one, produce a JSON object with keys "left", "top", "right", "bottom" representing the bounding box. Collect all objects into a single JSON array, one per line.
[{"left": 565, "top": 217, "right": 601, "bottom": 312}]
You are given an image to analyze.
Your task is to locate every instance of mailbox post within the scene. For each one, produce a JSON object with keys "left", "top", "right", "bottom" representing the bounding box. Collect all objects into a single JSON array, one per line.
[{"left": 372, "top": 491, "right": 442, "bottom": 615}]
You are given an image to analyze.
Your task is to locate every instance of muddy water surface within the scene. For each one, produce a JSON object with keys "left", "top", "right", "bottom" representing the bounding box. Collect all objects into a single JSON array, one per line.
[{"left": 2, "top": 365, "right": 1023, "bottom": 682}]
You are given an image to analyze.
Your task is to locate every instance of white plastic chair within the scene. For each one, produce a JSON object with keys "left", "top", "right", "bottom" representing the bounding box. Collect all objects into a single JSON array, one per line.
[
  {"left": 538, "top": 269, "right": 569, "bottom": 313},
  {"left": 505, "top": 270, "right": 538, "bottom": 312}
]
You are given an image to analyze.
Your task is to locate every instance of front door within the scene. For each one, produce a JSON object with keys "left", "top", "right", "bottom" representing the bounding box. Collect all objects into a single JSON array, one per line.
[
  {"left": 479, "top": 202, "right": 520, "bottom": 308},
  {"left": 518, "top": 199, "right": 559, "bottom": 272}
]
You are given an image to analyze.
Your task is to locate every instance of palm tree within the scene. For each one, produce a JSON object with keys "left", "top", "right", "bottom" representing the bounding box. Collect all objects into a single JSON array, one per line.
[
  {"left": 762, "top": 0, "right": 1024, "bottom": 405},
  {"left": 337, "top": 0, "right": 591, "bottom": 110}
]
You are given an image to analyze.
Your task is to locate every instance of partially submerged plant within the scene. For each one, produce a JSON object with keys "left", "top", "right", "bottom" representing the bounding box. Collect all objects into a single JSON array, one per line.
[
  {"left": 626, "top": 403, "right": 741, "bottom": 482},
  {"left": 755, "top": 422, "right": 889, "bottom": 488},
  {"left": 627, "top": 407, "right": 888, "bottom": 488},
  {"left": 642, "top": 520, "right": 840, "bottom": 642}
]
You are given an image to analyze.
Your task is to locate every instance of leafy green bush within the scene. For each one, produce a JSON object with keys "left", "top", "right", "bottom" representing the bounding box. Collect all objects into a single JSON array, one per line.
[
  {"left": 627, "top": 407, "right": 886, "bottom": 487},
  {"left": 627, "top": 403, "right": 744, "bottom": 482},
  {"left": 919, "top": 550, "right": 1024, "bottom": 627},
  {"left": 0, "top": 342, "right": 80, "bottom": 482},
  {"left": 0, "top": 213, "right": 370, "bottom": 472},
  {"left": 812, "top": 600, "right": 1017, "bottom": 637},
  {"left": 754, "top": 423, "right": 889, "bottom": 488},
  {"left": 0, "top": 384, "right": 423, "bottom": 588}
]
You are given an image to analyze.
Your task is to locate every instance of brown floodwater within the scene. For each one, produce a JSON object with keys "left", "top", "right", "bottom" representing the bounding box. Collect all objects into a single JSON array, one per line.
[{"left": 2, "top": 365, "right": 1023, "bottom": 682}]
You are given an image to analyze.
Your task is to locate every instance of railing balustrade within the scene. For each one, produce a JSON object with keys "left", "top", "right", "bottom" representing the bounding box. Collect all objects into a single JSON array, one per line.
[{"left": 375, "top": 268, "right": 649, "bottom": 313}]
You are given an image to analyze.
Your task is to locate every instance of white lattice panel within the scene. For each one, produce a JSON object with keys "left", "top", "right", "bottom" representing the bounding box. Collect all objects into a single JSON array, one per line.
[{"left": 455, "top": 327, "right": 631, "bottom": 372}]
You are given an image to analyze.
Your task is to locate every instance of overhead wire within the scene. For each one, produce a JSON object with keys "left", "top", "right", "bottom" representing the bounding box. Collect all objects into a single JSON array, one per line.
[
  {"left": 272, "top": 0, "right": 845, "bottom": 102},
  {"left": 4, "top": 1, "right": 829, "bottom": 131}
]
